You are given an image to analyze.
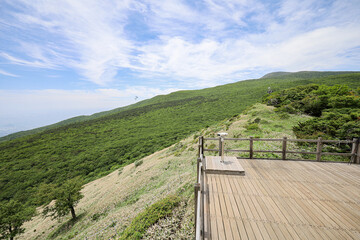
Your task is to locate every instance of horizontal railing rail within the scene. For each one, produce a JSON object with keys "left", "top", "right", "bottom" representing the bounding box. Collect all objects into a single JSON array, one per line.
[
  {"left": 204, "top": 137, "right": 356, "bottom": 144},
  {"left": 202, "top": 136, "right": 360, "bottom": 163}
]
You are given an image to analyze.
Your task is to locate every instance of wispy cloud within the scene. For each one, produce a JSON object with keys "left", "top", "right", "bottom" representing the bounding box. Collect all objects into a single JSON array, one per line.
[
  {"left": 2, "top": 0, "right": 135, "bottom": 85},
  {"left": 0, "top": 68, "right": 19, "bottom": 77},
  {"left": 1, "top": 0, "right": 359, "bottom": 87},
  {"left": 0, "top": 52, "right": 57, "bottom": 69}
]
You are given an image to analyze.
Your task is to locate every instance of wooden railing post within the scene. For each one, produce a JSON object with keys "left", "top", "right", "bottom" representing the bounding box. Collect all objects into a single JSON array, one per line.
[
  {"left": 200, "top": 165, "right": 205, "bottom": 239},
  {"left": 197, "top": 157, "right": 200, "bottom": 181},
  {"left": 249, "top": 136, "right": 254, "bottom": 159},
  {"left": 200, "top": 136, "right": 204, "bottom": 156},
  {"left": 194, "top": 183, "right": 200, "bottom": 229},
  {"left": 356, "top": 138, "right": 360, "bottom": 164},
  {"left": 351, "top": 138, "right": 357, "bottom": 163},
  {"left": 218, "top": 137, "right": 222, "bottom": 157},
  {"left": 316, "top": 137, "right": 323, "bottom": 161},
  {"left": 198, "top": 139, "right": 200, "bottom": 158},
  {"left": 282, "top": 137, "right": 287, "bottom": 160}
]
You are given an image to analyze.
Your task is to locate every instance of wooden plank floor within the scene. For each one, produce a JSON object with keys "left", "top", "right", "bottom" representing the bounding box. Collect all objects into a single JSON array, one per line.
[{"left": 203, "top": 158, "right": 360, "bottom": 240}]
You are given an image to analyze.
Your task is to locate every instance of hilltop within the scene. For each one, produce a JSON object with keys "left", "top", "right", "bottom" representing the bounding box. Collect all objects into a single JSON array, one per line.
[{"left": 260, "top": 71, "right": 359, "bottom": 79}]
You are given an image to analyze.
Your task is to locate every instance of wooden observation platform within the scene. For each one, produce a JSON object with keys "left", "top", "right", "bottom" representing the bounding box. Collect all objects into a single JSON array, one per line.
[{"left": 195, "top": 136, "right": 360, "bottom": 240}]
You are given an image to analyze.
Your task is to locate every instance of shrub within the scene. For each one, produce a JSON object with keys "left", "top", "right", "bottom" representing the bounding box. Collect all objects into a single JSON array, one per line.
[
  {"left": 134, "top": 160, "right": 143, "bottom": 167},
  {"left": 253, "top": 117, "right": 261, "bottom": 123},
  {"left": 278, "top": 112, "right": 290, "bottom": 119},
  {"left": 245, "top": 123, "right": 260, "bottom": 131},
  {"left": 119, "top": 195, "right": 180, "bottom": 240},
  {"left": 267, "top": 84, "right": 360, "bottom": 140}
]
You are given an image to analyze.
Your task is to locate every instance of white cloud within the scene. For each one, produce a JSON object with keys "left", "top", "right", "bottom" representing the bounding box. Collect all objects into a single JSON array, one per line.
[
  {"left": 136, "top": 24, "right": 360, "bottom": 87},
  {"left": 0, "top": 69, "right": 19, "bottom": 77},
  {"left": 1, "top": 0, "right": 359, "bottom": 87},
  {"left": 0, "top": 52, "right": 57, "bottom": 69},
  {"left": 3, "top": 0, "right": 135, "bottom": 85},
  {"left": 0, "top": 0, "right": 359, "bottom": 135}
]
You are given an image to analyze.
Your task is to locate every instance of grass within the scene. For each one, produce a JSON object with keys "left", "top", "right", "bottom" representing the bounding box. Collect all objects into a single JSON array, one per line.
[
  {"left": 203, "top": 103, "right": 313, "bottom": 160},
  {"left": 143, "top": 196, "right": 194, "bottom": 239},
  {"left": 20, "top": 119, "right": 200, "bottom": 239},
  {"left": 48, "top": 213, "right": 86, "bottom": 239},
  {"left": 119, "top": 194, "right": 181, "bottom": 240},
  {"left": 204, "top": 103, "right": 353, "bottom": 162}
]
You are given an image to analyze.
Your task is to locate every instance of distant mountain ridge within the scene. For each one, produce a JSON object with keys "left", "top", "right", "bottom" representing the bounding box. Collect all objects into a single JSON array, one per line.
[
  {"left": 0, "top": 100, "right": 147, "bottom": 142},
  {"left": 1, "top": 70, "right": 359, "bottom": 142},
  {"left": 261, "top": 71, "right": 359, "bottom": 79}
]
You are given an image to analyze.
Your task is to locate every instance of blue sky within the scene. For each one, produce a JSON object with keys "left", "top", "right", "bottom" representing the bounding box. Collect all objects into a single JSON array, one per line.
[{"left": 0, "top": 0, "right": 360, "bottom": 136}]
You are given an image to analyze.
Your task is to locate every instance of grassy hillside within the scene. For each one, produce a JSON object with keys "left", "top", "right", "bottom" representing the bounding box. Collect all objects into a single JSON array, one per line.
[
  {"left": 2, "top": 71, "right": 359, "bottom": 142},
  {"left": 0, "top": 72, "right": 359, "bottom": 208},
  {"left": 260, "top": 71, "right": 359, "bottom": 79},
  {"left": 20, "top": 103, "right": 313, "bottom": 239},
  {"left": 0, "top": 106, "right": 135, "bottom": 142},
  {"left": 263, "top": 84, "right": 360, "bottom": 140}
]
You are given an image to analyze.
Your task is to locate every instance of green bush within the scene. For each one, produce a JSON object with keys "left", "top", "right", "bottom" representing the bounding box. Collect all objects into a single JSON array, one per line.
[
  {"left": 119, "top": 195, "right": 180, "bottom": 240},
  {"left": 253, "top": 117, "right": 261, "bottom": 123},
  {"left": 278, "top": 112, "right": 290, "bottom": 119},
  {"left": 134, "top": 160, "right": 143, "bottom": 167},
  {"left": 265, "top": 84, "right": 360, "bottom": 140},
  {"left": 245, "top": 123, "right": 260, "bottom": 131},
  {"left": 91, "top": 212, "right": 108, "bottom": 221}
]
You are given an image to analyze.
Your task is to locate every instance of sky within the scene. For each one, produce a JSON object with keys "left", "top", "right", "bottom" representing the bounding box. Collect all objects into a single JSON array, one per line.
[{"left": 0, "top": 0, "right": 360, "bottom": 136}]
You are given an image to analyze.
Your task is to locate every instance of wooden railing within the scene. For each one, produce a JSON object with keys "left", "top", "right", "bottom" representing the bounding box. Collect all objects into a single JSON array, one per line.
[
  {"left": 194, "top": 136, "right": 205, "bottom": 240},
  {"left": 201, "top": 136, "right": 360, "bottom": 163},
  {"left": 194, "top": 135, "right": 359, "bottom": 239}
]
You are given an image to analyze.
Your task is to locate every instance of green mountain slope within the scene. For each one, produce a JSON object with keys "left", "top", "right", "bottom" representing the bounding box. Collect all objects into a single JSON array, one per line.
[
  {"left": 0, "top": 105, "right": 137, "bottom": 142},
  {"left": 0, "top": 72, "right": 359, "bottom": 207},
  {"left": 260, "top": 71, "right": 359, "bottom": 79},
  {"left": 2, "top": 71, "right": 359, "bottom": 142},
  {"left": 20, "top": 103, "right": 314, "bottom": 239}
]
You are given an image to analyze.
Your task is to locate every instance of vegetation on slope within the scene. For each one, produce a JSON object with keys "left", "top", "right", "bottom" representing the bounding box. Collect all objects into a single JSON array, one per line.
[
  {"left": 0, "top": 72, "right": 359, "bottom": 223},
  {"left": 119, "top": 194, "right": 180, "bottom": 240},
  {"left": 1, "top": 71, "right": 359, "bottom": 143},
  {"left": 0, "top": 200, "right": 34, "bottom": 240},
  {"left": 263, "top": 84, "right": 360, "bottom": 140},
  {"left": 0, "top": 105, "right": 136, "bottom": 142},
  {"left": 21, "top": 129, "right": 199, "bottom": 239},
  {"left": 260, "top": 71, "right": 359, "bottom": 79},
  {"left": 20, "top": 103, "right": 312, "bottom": 239}
]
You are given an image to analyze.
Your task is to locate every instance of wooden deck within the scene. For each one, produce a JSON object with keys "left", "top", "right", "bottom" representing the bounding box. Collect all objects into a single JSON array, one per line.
[{"left": 202, "top": 157, "right": 360, "bottom": 239}]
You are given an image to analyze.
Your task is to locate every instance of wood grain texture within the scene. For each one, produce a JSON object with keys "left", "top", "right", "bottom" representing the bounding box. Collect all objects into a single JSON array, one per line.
[{"left": 202, "top": 159, "right": 360, "bottom": 240}]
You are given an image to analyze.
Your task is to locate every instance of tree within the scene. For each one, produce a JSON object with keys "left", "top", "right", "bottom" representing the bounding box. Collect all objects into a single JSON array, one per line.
[
  {"left": 0, "top": 200, "right": 34, "bottom": 240},
  {"left": 42, "top": 178, "right": 84, "bottom": 220}
]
